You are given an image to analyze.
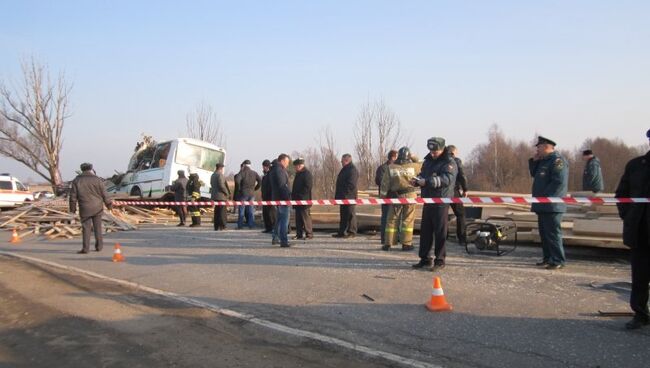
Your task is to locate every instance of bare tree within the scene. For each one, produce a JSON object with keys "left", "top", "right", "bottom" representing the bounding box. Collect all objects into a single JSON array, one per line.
[
  {"left": 353, "top": 98, "right": 405, "bottom": 190},
  {"left": 354, "top": 99, "right": 374, "bottom": 190},
  {"left": 185, "top": 101, "right": 225, "bottom": 146},
  {"left": 0, "top": 59, "right": 70, "bottom": 191}
]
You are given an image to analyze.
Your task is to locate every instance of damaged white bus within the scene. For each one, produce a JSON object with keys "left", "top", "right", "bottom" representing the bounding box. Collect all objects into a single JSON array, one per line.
[{"left": 107, "top": 137, "right": 226, "bottom": 200}]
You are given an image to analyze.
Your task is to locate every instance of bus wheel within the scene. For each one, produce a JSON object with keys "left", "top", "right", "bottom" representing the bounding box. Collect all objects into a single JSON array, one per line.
[{"left": 130, "top": 187, "right": 142, "bottom": 198}]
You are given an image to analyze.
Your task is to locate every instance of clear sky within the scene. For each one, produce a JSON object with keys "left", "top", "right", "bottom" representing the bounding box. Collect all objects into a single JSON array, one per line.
[{"left": 1, "top": 0, "right": 649, "bottom": 182}]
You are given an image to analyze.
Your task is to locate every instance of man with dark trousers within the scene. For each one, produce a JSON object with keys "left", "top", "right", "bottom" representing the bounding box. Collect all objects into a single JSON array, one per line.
[
  {"left": 260, "top": 159, "right": 276, "bottom": 233},
  {"left": 529, "top": 136, "right": 569, "bottom": 270},
  {"left": 411, "top": 137, "right": 457, "bottom": 271},
  {"left": 210, "top": 163, "right": 230, "bottom": 230},
  {"left": 235, "top": 160, "right": 262, "bottom": 229},
  {"left": 292, "top": 158, "right": 314, "bottom": 240},
  {"left": 270, "top": 154, "right": 292, "bottom": 247},
  {"left": 333, "top": 153, "right": 359, "bottom": 238},
  {"left": 615, "top": 129, "right": 650, "bottom": 330},
  {"left": 171, "top": 170, "right": 189, "bottom": 226},
  {"left": 448, "top": 145, "right": 468, "bottom": 244},
  {"left": 582, "top": 149, "right": 604, "bottom": 193},
  {"left": 375, "top": 150, "right": 398, "bottom": 244},
  {"left": 69, "top": 163, "right": 113, "bottom": 254}
]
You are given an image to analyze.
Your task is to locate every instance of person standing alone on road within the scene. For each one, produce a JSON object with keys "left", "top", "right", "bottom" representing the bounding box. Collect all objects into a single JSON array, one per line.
[
  {"left": 448, "top": 145, "right": 468, "bottom": 244},
  {"left": 411, "top": 138, "right": 457, "bottom": 272},
  {"left": 210, "top": 163, "right": 230, "bottom": 231},
  {"left": 271, "top": 154, "right": 292, "bottom": 247},
  {"left": 235, "top": 160, "right": 262, "bottom": 229},
  {"left": 292, "top": 158, "right": 314, "bottom": 240},
  {"left": 615, "top": 129, "right": 650, "bottom": 330},
  {"left": 261, "top": 159, "right": 276, "bottom": 233},
  {"left": 582, "top": 149, "right": 604, "bottom": 193},
  {"left": 171, "top": 170, "right": 189, "bottom": 226},
  {"left": 69, "top": 163, "right": 113, "bottom": 254},
  {"left": 375, "top": 150, "right": 398, "bottom": 244},
  {"left": 332, "top": 154, "right": 359, "bottom": 238},
  {"left": 529, "top": 136, "right": 569, "bottom": 270}
]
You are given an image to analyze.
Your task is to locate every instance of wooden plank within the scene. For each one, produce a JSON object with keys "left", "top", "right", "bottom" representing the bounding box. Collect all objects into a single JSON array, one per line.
[{"left": 573, "top": 219, "right": 623, "bottom": 237}]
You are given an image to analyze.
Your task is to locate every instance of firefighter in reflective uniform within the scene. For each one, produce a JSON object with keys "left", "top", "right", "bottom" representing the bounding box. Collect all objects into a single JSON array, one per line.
[
  {"left": 187, "top": 173, "right": 203, "bottom": 227},
  {"left": 380, "top": 147, "right": 422, "bottom": 251}
]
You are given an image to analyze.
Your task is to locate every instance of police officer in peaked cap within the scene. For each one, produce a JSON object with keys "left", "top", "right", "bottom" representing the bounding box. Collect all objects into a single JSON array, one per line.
[{"left": 529, "top": 136, "right": 569, "bottom": 270}]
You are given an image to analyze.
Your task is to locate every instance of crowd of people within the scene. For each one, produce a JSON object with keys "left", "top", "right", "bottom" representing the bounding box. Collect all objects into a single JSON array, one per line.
[{"left": 68, "top": 130, "right": 649, "bottom": 330}]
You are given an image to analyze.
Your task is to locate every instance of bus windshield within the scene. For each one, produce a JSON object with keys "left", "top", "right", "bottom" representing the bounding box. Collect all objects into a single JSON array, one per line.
[{"left": 175, "top": 142, "right": 225, "bottom": 171}]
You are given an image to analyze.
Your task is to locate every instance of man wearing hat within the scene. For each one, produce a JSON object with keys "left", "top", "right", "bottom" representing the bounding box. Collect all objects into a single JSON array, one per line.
[
  {"left": 170, "top": 170, "right": 189, "bottom": 226},
  {"left": 261, "top": 159, "right": 276, "bottom": 233},
  {"left": 582, "top": 149, "right": 604, "bottom": 193},
  {"left": 411, "top": 137, "right": 457, "bottom": 271},
  {"left": 529, "top": 136, "right": 569, "bottom": 270},
  {"left": 615, "top": 129, "right": 650, "bottom": 330},
  {"left": 291, "top": 158, "right": 314, "bottom": 240},
  {"left": 235, "top": 159, "right": 262, "bottom": 229},
  {"left": 69, "top": 163, "right": 113, "bottom": 254}
]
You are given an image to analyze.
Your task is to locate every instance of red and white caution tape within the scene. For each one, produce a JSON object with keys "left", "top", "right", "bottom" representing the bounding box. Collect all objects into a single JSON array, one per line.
[{"left": 112, "top": 196, "right": 650, "bottom": 207}]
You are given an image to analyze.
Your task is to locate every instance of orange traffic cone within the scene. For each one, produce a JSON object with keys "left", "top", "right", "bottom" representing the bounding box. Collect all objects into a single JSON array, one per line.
[
  {"left": 112, "top": 243, "right": 125, "bottom": 262},
  {"left": 9, "top": 228, "right": 21, "bottom": 244},
  {"left": 425, "top": 276, "right": 452, "bottom": 312}
]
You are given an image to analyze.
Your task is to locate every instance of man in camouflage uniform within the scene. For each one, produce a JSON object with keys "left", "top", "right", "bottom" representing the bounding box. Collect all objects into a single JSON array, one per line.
[{"left": 380, "top": 147, "right": 421, "bottom": 251}]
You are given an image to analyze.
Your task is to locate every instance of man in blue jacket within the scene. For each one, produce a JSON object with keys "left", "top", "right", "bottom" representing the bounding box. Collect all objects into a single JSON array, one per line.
[
  {"left": 529, "top": 136, "right": 569, "bottom": 270},
  {"left": 582, "top": 149, "right": 604, "bottom": 193},
  {"left": 411, "top": 137, "right": 457, "bottom": 271},
  {"left": 270, "top": 153, "right": 292, "bottom": 247}
]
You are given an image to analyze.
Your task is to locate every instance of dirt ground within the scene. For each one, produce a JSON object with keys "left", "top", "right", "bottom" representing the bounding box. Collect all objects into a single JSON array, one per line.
[{"left": 0, "top": 255, "right": 390, "bottom": 368}]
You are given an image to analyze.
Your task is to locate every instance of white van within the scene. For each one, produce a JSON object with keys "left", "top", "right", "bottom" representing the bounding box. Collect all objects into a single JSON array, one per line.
[
  {"left": 107, "top": 138, "right": 226, "bottom": 200},
  {"left": 0, "top": 174, "right": 34, "bottom": 209}
]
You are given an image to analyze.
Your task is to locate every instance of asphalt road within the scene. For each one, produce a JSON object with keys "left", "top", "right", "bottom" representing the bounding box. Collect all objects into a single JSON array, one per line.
[{"left": 1, "top": 225, "right": 648, "bottom": 368}]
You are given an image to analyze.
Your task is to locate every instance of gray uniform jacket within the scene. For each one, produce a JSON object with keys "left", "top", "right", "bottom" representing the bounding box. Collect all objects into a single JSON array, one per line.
[
  {"left": 418, "top": 150, "right": 457, "bottom": 199},
  {"left": 69, "top": 172, "right": 112, "bottom": 219},
  {"left": 583, "top": 157, "right": 604, "bottom": 193},
  {"left": 210, "top": 172, "right": 231, "bottom": 201},
  {"left": 529, "top": 151, "right": 569, "bottom": 213}
]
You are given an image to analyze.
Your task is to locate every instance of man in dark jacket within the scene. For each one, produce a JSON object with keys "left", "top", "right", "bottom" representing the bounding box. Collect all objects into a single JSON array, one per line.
[
  {"left": 582, "top": 150, "right": 604, "bottom": 193},
  {"left": 375, "top": 150, "right": 398, "bottom": 244},
  {"left": 333, "top": 154, "right": 359, "bottom": 238},
  {"left": 529, "top": 136, "right": 569, "bottom": 270},
  {"left": 615, "top": 129, "right": 650, "bottom": 330},
  {"left": 270, "top": 154, "right": 292, "bottom": 247},
  {"left": 411, "top": 138, "right": 457, "bottom": 271},
  {"left": 448, "top": 145, "right": 468, "bottom": 244},
  {"left": 261, "top": 159, "right": 276, "bottom": 233},
  {"left": 186, "top": 173, "right": 203, "bottom": 227},
  {"left": 292, "top": 158, "right": 313, "bottom": 240},
  {"left": 235, "top": 160, "right": 262, "bottom": 229},
  {"left": 210, "top": 163, "right": 230, "bottom": 230},
  {"left": 170, "top": 170, "right": 188, "bottom": 226},
  {"left": 69, "top": 163, "right": 113, "bottom": 254}
]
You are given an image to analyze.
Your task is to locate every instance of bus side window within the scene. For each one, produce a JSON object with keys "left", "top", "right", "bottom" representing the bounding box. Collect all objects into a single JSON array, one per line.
[{"left": 151, "top": 143, "right": 171, "bottom": 168}]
